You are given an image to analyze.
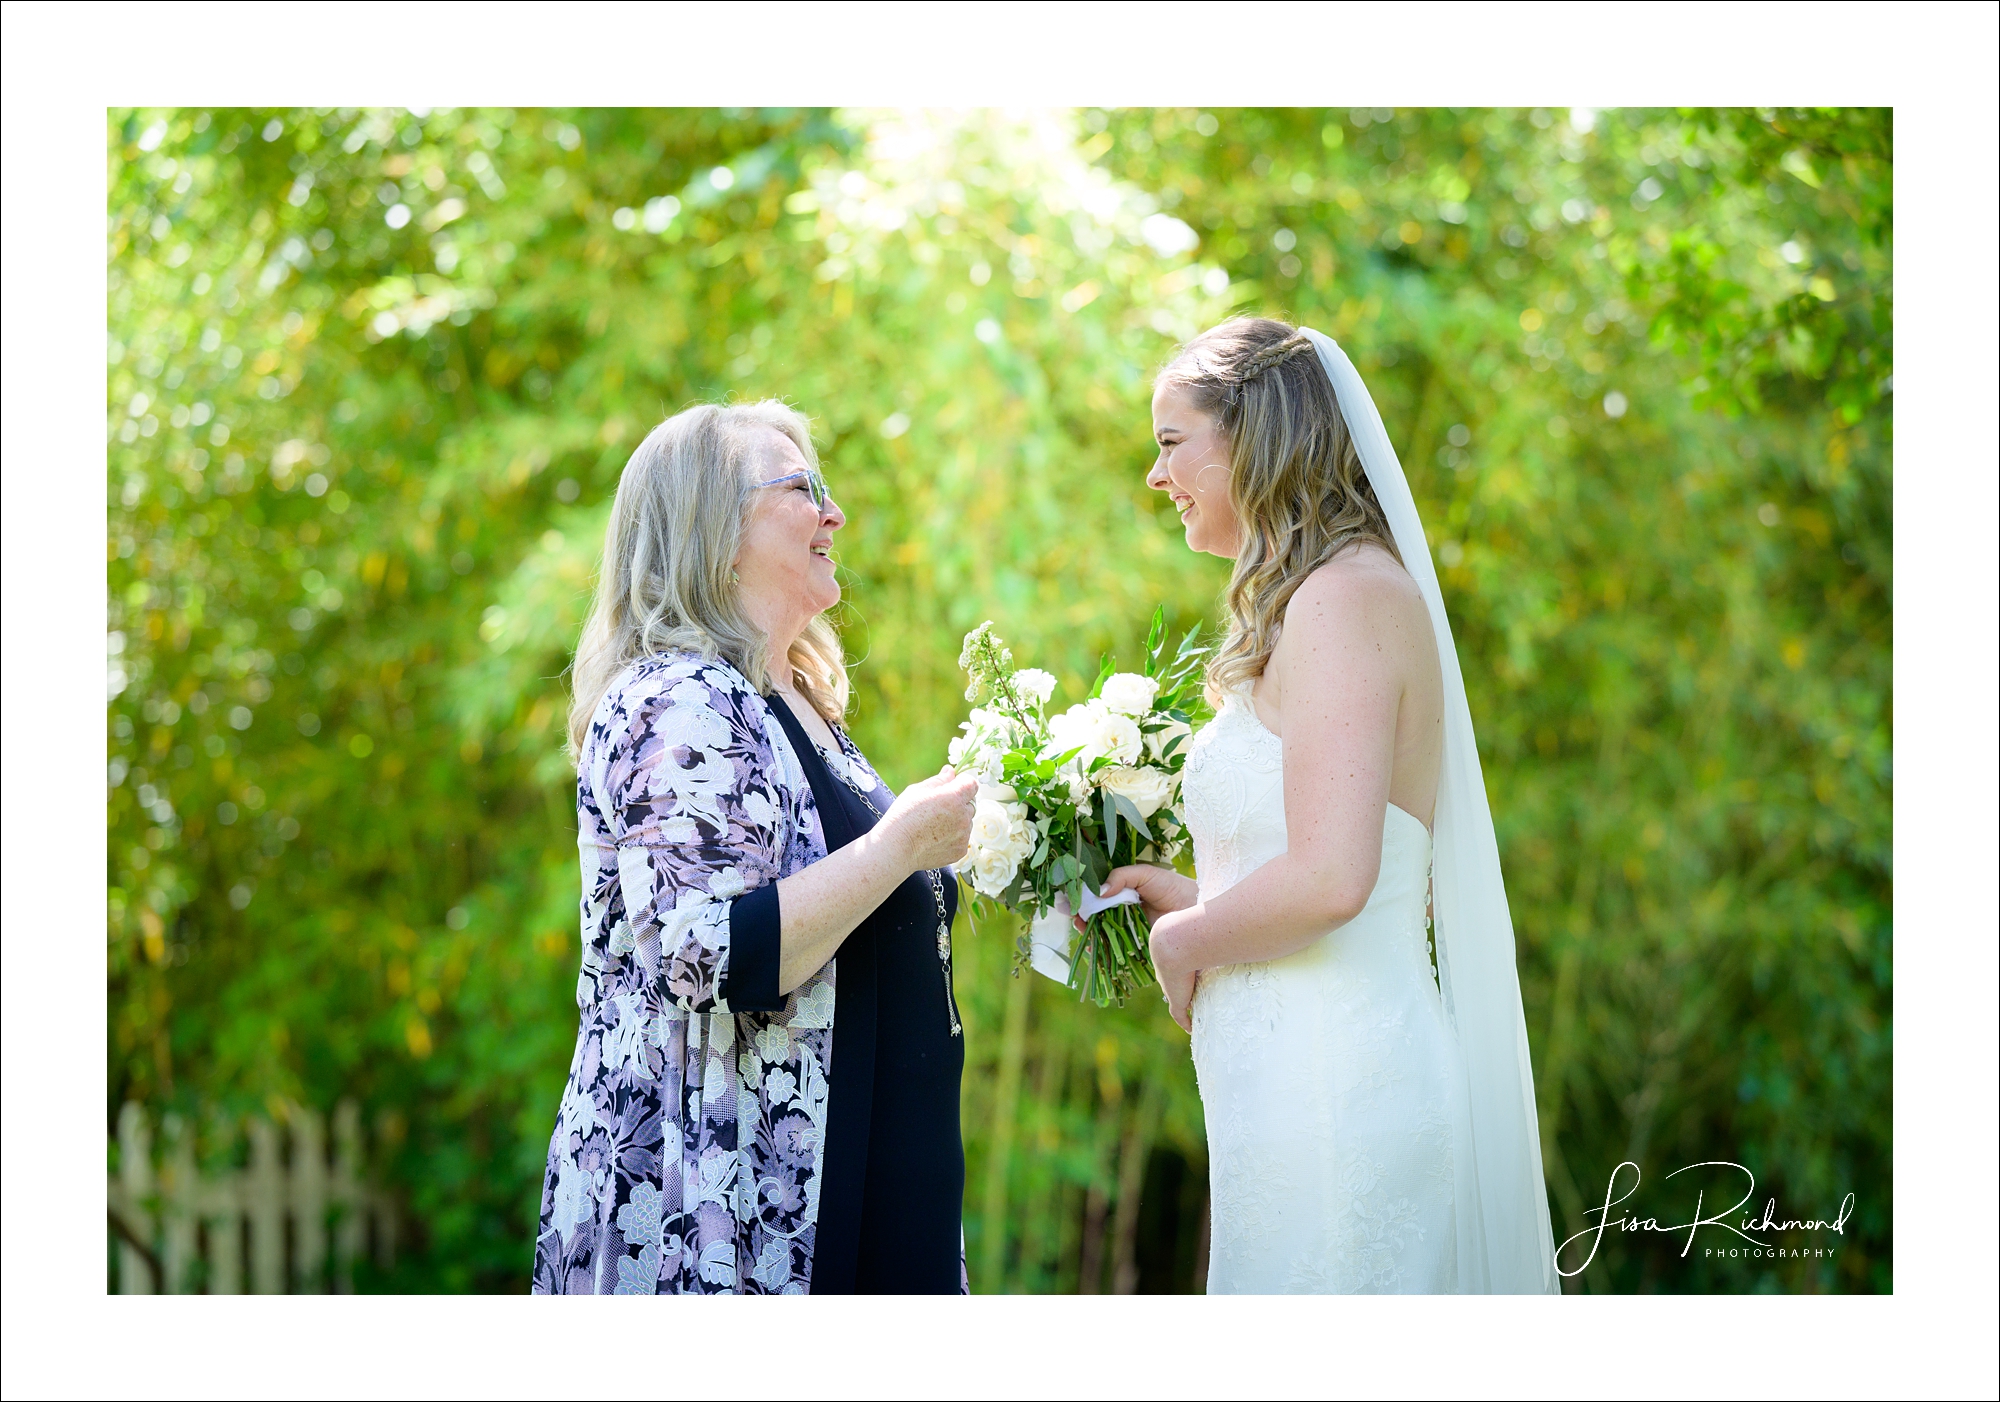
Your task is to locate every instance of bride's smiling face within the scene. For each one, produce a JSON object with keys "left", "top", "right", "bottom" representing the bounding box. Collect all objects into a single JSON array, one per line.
[{"left": 1148, "top": 380, "right": 1240, "bottom": 557}]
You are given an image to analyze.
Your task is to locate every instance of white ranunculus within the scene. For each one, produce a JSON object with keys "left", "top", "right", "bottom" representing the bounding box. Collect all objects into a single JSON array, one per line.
[
  {"left": 1097, "top": 763, "right": 1174, "bottom": 818},
  {"left": 1099, "top": 672, "right": 1160, "bottom": 717},
  {"left": 1011, "top": 668, "right": 1057, "bottom": 707},
  {"left": 1146, "top": 716, "right": 1193, "bottom": 763}
]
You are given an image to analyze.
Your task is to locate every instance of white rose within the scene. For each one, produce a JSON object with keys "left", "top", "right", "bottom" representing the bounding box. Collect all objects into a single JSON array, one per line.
[
  {"left": 972, "top": 777, "right": 1036, "bottom": 857},
  {"left": 1043, "top": 703, "right": 1094, "bottom": 760},
  {"left": 970, "top": 845, "right": 1019, "bottom": 897},
  {"left": 1093, "top": 706, "right": 1143, "bottom": 766},
  {"left": 1011, "top": 669, "right": 1057, "bottom": 707},
  {"left": 1145, "top": 717, "right": 1193, "bottom": 763},
  {"left": 1099, "top": 672, "right": 1160, "bottom": 717},
  {"left": 1046, "top": 701, "right": 1141, "bottom": 768},
  {"left": 1010, "top": 809, "right": 1039, "bottom": 859},
  {"left": 970, "top": 798, "right": 1018, "bottom": 853},
  {"left": 1097, "top": 764, "right": 1174, "bottom": 818}
]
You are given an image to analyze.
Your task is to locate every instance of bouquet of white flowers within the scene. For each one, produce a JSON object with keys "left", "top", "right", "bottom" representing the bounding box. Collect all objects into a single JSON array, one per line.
[{"left": 949, "top": 609, "right": 1208, "bottom": 1007}]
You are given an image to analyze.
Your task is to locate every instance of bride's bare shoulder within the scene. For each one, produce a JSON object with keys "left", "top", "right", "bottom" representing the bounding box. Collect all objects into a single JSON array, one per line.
[{"left": 1284, "top": 541, "right": 1424, "bottom": 627}]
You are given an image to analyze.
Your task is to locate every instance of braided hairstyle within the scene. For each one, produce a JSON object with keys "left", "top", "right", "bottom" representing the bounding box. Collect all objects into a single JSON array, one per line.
[{"left": 1157, "top": 316, "right": 1402, "bottom": 699}]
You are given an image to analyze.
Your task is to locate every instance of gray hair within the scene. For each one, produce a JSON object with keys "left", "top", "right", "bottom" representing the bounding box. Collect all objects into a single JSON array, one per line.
[{"left": 567, "top": 399, "right": 849, "bottom": 752}]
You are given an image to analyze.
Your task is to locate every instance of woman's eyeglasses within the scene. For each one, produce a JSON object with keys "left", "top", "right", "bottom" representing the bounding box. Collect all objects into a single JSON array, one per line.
[{"left": 749, "top": 468, "right": 833, "bottom": 511}]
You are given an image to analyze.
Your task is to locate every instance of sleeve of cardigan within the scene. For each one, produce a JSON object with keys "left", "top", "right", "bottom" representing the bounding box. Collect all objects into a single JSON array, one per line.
[
  {"left": 721, "top": 882, "right": 782, "bottom": 1012},
  {"left": 601, "top": 667, "right": 793, "bottom": 1014}
]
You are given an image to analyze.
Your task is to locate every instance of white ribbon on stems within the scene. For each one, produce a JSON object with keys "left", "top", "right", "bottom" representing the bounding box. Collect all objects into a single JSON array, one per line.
[{"left": 1025, "top": 887, "right": 1141, "bottom": 984}]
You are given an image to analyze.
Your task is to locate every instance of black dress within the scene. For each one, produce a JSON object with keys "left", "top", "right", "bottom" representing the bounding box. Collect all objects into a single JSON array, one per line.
[{"left": 764, "top": 700, "right": 964, "bottom": 1294}]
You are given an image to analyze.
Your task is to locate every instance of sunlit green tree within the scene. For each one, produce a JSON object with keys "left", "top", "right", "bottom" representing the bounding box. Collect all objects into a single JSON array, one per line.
[{"left": 108, "top": 106, "right": 1888, "bottom": 1292}]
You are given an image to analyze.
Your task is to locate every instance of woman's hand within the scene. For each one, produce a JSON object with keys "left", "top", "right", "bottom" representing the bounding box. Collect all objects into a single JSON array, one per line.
[
  {"left": 1148, "top": 905, "right": 1203, "bottom": 1033},
  {"left": 1099, "top": 864, "right": 1198, "bottom": 923},
  {"left": 878, "top": 766, "right": 981, "bottom": 873},
  {"left": 777, "top": 766, "right": 976, "bottom": 995}
]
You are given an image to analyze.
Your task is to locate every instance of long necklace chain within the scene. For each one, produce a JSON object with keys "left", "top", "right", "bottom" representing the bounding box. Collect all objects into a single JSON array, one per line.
[{"left": 822, "top": 734, "right": 962, "bottom": 1039}]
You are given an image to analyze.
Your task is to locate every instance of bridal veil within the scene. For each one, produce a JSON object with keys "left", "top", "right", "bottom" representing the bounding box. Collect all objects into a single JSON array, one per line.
[{"left": 1300, "top": 328, "right": 1561, "bottom": 1294}]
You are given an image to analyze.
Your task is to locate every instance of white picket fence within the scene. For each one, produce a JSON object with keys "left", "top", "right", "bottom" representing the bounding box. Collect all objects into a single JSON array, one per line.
[{"left": 108, "top": 1101, "right": 397, "bottom": 1294}]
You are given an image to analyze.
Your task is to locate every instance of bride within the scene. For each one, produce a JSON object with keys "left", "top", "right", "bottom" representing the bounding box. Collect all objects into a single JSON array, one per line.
[{"left": 1100, "top": 317, "right": 1559, "bottom": 1293}]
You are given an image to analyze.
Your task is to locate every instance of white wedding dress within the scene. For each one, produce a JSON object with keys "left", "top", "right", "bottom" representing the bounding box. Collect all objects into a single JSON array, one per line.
[
  {"left": 1185, "top": 685, "right": 1463, "bottom": 1293},
  {"left": 1166, "top": 328, "right": 1556, "bottom": 1292}
]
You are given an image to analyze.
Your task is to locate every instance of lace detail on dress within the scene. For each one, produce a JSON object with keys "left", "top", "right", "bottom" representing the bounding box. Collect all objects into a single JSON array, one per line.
[
  {"left": 1181, "top": 690, "right": 1285, "bottom": 901},
  {"left": 1182, "top": 687, "right": 1460, "bottom": 1294}
]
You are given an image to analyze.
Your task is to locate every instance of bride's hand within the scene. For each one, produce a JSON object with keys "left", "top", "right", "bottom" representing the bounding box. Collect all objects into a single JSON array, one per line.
[
  {"left": 1149, "top": 906, "right": 1201, "bottom": 1033},
  {"left": 1099, "top": 864, "right": 1198, "bottom": 923}
]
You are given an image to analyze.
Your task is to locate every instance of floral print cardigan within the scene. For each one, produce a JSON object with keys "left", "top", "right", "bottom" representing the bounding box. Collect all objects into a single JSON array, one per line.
[{"left": 532, "top": 651, "right": 867, "bottom": 1295}]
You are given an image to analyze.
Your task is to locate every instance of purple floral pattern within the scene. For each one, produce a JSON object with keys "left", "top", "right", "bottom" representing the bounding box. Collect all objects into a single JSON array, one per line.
[{"left": 531, "top": 651, "right": 867, "bottom": 1295}]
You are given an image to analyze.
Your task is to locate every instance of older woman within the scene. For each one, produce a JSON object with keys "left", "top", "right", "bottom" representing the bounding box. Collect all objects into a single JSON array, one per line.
[{"left": 531, "top": 400, "right": 978, "bottom": 1295}]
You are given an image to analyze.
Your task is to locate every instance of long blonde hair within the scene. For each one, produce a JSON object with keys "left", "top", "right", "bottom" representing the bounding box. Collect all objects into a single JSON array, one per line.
[
  {"left": 1158, "top": 316, "right": 1403, "bottom": 698},
  {"left": 567, "top": 400, "right": 849, "bottom": 752}
]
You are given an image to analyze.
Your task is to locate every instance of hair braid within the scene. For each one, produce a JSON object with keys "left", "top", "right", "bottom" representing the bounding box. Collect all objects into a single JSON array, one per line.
[{"left": 1222, "top": 333, "right": 1316, "bottom": 408}]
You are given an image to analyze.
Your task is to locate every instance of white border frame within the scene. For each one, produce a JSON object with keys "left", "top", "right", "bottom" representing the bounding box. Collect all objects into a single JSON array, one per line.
[{"left": 5, "top": 3, "right": 1993, "bottom": 1397}]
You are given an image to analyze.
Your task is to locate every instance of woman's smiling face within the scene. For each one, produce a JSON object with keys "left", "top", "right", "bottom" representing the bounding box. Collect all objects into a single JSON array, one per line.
[
  {"left": 1148, "top": 380, "right": 1240, "bottom": 558},
  {"left": 735, "top": 431, "right": 844, "bottom": 627}
]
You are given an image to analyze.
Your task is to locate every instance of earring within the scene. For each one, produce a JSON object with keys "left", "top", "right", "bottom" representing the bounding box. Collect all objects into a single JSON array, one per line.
[{"left": 730, "top": 570, "right": 740, "bottom": 585}]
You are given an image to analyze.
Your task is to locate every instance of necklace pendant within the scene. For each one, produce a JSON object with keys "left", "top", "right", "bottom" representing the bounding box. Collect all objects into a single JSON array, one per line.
[{"left": 937, "top": 925, "right": 961, "bottom": 1039}]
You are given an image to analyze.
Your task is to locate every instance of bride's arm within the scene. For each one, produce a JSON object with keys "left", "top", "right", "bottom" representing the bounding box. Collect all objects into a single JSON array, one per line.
[{"left": 1149, "top": 564, "right": 1407, "bottom": 1027}]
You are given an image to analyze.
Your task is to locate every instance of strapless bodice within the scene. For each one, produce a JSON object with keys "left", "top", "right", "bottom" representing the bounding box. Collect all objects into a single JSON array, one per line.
[{"left": 1181, "top": 688, "right": 1435, "bottom": 983}]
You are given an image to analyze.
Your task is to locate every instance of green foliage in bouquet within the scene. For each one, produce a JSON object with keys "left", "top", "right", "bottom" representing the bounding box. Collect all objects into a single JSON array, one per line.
[{"left": 953, "top": 609, "right": 1209, "bottom": 1006}]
